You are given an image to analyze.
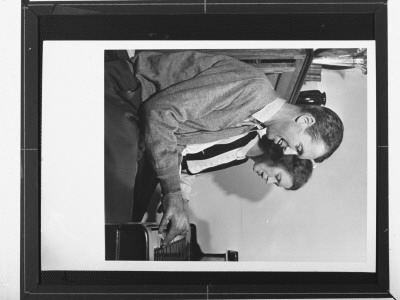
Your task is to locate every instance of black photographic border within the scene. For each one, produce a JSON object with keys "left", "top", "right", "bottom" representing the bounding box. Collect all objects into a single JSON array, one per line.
[{"left": 21, "top": 0, "right": 390, "bottom": 298}]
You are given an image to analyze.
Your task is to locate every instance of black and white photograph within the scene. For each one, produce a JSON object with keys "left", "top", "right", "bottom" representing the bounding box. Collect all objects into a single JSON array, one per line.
[
  {"left": 1, "top": 0, "right": 396, "bottom": 298},
  {"left": 39, "top": 41, "right": 376, "bottom": 272}
]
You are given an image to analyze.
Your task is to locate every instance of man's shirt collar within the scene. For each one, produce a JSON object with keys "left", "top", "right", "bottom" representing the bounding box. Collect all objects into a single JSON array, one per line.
[{"left": 251, "top": 97, "right": 286, "bottom": 124}]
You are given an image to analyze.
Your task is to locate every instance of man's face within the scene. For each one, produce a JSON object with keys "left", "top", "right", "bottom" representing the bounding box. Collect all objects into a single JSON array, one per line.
[{"left": 266, "top": 120, "right": 326, "bottom": 160}]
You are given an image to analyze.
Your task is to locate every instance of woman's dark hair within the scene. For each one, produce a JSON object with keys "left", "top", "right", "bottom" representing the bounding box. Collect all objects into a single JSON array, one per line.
[
  {"left": 258, "top": 135, "right": 282, "bottom": 160},
  {"left": 278, "top": 155, "right": 313, "bottom": 191},
  {"left": 258, "top": 135, "right": 313, "bottom": 190}
]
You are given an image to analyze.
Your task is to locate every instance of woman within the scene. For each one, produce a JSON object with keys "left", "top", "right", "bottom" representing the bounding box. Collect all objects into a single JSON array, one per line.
[{"left": 250, "top": 153, "right": 313, "bottom": 191}]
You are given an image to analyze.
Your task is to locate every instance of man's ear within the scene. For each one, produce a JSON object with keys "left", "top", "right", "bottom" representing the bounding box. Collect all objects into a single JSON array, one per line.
[{"left": 295, "top": 114, "right": 315, "bottom": 126}]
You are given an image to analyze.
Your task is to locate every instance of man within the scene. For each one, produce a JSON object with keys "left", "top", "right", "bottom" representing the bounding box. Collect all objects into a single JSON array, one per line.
[{"left": 105, "top": 50, "right": 344, "bottom": 245}]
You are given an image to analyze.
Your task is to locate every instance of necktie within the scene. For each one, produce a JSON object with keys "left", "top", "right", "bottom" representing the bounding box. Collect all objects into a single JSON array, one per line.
[{"left": 234, "top": 117, "right": 266, "bottom": 130}]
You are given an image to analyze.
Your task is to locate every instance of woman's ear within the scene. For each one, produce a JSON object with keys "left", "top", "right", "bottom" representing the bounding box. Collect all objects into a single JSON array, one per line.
[{"left": 295, "top": 114, "right": 315, "bottom": 126}]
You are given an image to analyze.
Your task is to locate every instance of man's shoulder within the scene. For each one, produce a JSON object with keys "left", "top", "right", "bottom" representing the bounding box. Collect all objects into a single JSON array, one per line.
[{"left": 243, "top": 73, "right": 276, "bottom": 94}]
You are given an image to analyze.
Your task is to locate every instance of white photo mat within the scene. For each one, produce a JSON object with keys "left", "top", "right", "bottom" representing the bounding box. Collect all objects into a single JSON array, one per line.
[{"left": 41, "top": 40, "right": 376, "bottom": 272}]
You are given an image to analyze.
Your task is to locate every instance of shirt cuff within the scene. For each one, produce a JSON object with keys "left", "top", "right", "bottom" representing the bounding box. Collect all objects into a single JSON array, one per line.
[{"left": 180, "top": 173, "right": 196, "bottom": 200}]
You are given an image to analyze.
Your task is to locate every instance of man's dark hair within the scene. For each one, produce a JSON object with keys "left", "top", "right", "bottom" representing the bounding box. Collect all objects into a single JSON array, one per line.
[
  {"left": 299, "top": 105, "right": 344, "bottom": 163},
  {"left": 279, "top": 155, "right": 313, "bottom": 191}
]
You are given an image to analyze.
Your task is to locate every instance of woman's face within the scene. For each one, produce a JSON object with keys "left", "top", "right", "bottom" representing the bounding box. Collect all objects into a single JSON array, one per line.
[{"left": 252, "top": 158, "right": 293, "bottom": 189}]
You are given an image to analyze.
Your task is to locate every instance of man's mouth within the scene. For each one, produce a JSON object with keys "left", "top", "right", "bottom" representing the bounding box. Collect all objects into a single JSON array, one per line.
[{"left": 275, "top": 138, "right": 287, "bottom": 149}]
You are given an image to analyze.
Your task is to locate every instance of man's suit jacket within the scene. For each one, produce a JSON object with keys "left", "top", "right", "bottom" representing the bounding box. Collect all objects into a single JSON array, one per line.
[{"left": 133, "top": 51, "right": 280, "bottom": 198}]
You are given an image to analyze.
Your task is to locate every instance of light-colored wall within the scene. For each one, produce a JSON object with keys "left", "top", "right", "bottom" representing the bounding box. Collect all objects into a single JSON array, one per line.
[{"left": 147, "top": 68, "right": 370, "bottom": 262}]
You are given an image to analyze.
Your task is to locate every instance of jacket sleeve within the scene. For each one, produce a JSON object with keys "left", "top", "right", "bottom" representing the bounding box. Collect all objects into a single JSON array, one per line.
[{"left": 134, "top": 51, "right": 235, "bottom": 102}]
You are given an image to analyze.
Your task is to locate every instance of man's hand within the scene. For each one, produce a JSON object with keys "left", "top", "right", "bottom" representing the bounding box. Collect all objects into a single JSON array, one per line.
[{"left": 158, "top": 194, "right": 190, "bottom": 246}]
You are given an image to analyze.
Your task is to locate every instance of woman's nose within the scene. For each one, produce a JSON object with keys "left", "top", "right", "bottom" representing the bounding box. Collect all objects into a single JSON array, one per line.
[{"left": 268, "top": 177, "right": 277, "bottom": 184}]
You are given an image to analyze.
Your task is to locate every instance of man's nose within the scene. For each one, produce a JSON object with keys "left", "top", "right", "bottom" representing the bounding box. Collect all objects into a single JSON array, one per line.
[{"left": 283, "top": 147, "right": 297, "bottom": 155}]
